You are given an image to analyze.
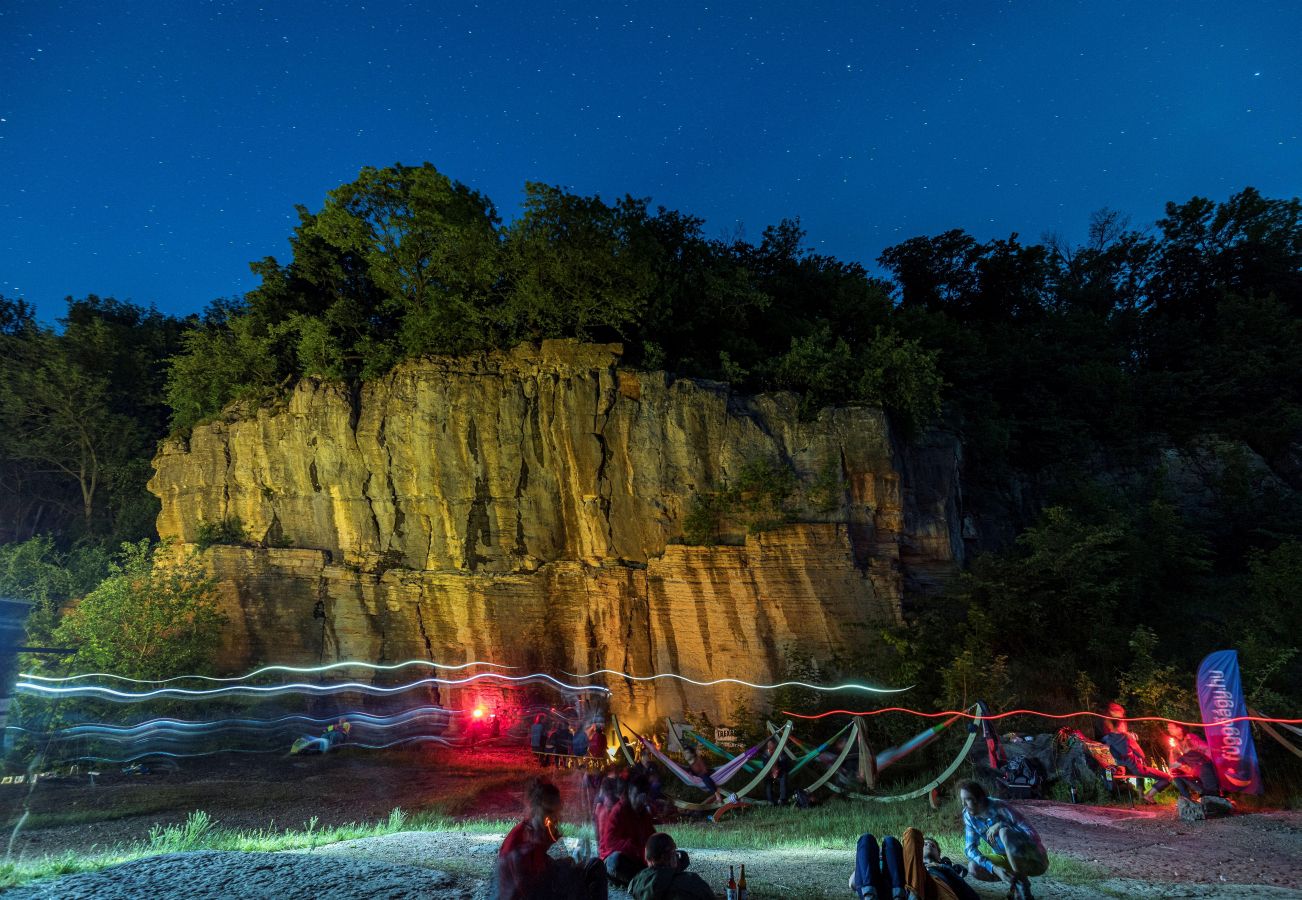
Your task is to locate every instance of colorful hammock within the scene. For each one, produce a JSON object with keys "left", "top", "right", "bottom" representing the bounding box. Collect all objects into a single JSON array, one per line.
[
  {"left": 618, "top": 717, "right": 769, "bottom": 789},
  {"left": 826, "top": 705, "right": 981, "bottom": 803},
  {"left": 761, "top": 719, "right": 862, "bottom": 796},
  {"left": 670, "top": 720, "right": 854, "bottom": 778},
  {"left": 615, "top": 716, "right": 795, "bottom": 811}
]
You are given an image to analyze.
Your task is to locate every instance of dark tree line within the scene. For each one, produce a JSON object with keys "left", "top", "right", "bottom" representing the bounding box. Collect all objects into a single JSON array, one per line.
[{"left": 1, "top": 165, "right": 1298, "bottom": 723}]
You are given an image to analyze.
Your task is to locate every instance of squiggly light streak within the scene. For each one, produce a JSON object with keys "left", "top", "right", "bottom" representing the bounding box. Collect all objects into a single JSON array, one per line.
[
  {"left": 74, "top": 734, "right": 459, "bottom": 764},
  {"left": 10, "top": 706, "right": 460, "bottom": 740},
  {"left": 16, "top": 671, "right": 610, "bottom": 701},
  {"left": 19, "top": 659, "right": 515, "bottom": 685},
  {"left": 565, "top": 668, "right": 910, "bottom": 694},
  {"left": 783, "top": 707, "right": 1302, "bottom": 728}
]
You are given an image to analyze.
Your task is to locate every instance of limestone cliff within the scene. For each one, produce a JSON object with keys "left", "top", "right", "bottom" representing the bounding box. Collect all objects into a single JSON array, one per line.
[{"left": 150, "top": 341, "right": 965, "bottom": 729}]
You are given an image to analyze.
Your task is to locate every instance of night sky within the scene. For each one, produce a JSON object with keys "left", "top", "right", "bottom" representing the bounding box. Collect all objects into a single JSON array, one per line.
[{"left": 3, "top": 1, "right": 1299, "bottom": 322}]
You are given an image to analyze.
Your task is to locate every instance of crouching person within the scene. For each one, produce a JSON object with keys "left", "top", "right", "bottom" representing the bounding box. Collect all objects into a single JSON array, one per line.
[
  {"left": 958, "top": 781, "right": 1047, "bottom": 900},
  {"left": 628, "top": 832, "right": 715, "bottom": 900}
]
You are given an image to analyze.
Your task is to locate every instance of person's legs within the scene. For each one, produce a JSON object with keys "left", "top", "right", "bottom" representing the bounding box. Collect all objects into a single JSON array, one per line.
[
  {"left": 967, "top": 854, "right": 1006, "bottom": 883},
  {"left": 1134, "top": 763, "right": 1171, "bottom": 798},
  {"left": 998, "top": 828, "right": 1047, "bottom": 899},
  {"left": 603, "top": 851, "right": 645, "bottom": 887},
  {"left": 881, "top": 834, "right": 908, "bottom": 899},
  {"left": 1172, "top": 777, "right": 1194, "bottom": 801},
  {"left": 855, "top": 833, "right": 883, "bottom": 898},
  {"left": 777, "top": 771, "right": 789, "bottom": 806}
]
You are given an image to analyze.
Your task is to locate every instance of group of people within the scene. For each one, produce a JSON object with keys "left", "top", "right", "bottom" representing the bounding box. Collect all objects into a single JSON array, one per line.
[
  {"left": 493, "top": 774, "right": 1050, "bottom": 900},
  {"left": 1100, "top": 702, "right": 1222, "bottom": 804},
  {"left": 851, "top": 781, "right": 1046, "bottom": 900},
  {"left": 530, "top": 715, "right": 608, "bottom": 766},
  {"left": 494, "top": 771, "right": 713, "bottom": 900}
]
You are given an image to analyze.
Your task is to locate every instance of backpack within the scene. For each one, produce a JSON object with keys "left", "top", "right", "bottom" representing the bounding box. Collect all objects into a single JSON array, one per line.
[{"left": 997, "top": 756, "right": 1044, "bottom": 799}]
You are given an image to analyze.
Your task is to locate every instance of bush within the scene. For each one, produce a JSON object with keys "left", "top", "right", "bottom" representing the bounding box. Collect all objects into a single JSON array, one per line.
[
  {"left": 195, "top": 516, "right": 247, "bottom": 551},
  {"left": 53, "top": 540, "right": 227, "bottom": 680}
]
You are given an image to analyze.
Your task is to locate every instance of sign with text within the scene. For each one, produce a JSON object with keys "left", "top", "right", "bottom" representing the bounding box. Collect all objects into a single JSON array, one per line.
[{"left": 1196, "top": 650, "right": 1262, "bottom": 794}]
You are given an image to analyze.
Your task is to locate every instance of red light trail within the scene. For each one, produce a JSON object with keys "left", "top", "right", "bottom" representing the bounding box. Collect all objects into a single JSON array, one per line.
[{"left": 781, "top": 707, "right": 1302, "bottom": 728}]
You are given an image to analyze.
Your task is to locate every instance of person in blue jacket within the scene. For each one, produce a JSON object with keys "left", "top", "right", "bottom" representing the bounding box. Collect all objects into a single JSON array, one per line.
[{"left": 958, "top": 781, "right": 1047, "bottom": 900}]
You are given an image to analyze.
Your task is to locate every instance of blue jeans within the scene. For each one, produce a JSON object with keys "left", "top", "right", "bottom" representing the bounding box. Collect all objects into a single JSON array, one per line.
[{"left": 854, "top": 833, "right": 904, "bottom": 897}]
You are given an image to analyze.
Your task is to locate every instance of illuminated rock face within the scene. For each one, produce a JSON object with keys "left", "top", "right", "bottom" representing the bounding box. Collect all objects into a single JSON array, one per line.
[{"left": 150, "top": 341, "right": 964, "bottom": 729}]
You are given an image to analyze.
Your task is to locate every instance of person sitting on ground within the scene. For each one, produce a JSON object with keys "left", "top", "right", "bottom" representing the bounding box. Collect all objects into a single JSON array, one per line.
[
  {"left": 597, "top": 774, "right": 657, "bottom": 886},
  {"left": 922, "top": 837, "right": 979, "bottom": 900},
  {"left": 1099, "top": 702, "right": 1171, "bottom": 802},
  {"left": 686, "top": 749, "right": 726, "bottom": 806},
  {"left": 761, "top": 735, "right": 792, "bottom": 806},
  {"left": 290, "top": 718, "right": 350, "bottom": 754},
  {"left": 958, "top": 780, "right": 1048, "bottom": 900},
  {"left": 1170, "top": 732, "right": 1222, "bottom": 803},
  {"left": 850, "top": 828, "right": 971, "bottom": 900},
  {"left": 627, "top": 832, "right": 714, "bottom": 900},
  {"left": 495, "top": 776, "right": 607, "bottom": 900}
]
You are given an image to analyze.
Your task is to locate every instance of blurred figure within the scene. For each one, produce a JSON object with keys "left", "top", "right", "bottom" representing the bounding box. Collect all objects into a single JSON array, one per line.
[
  {"left": 1100, "top": 702, "right": 1171, "bottom": 802},
  {"left": 495, "top": 777, "right": 607, "bottom": 900}
]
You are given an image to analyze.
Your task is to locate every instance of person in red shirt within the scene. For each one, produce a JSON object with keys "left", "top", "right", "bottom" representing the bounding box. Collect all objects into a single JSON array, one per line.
[
  {"left": 596, "top": 776, "right": 656, "bottom": 886},
  {"left": 495, "top": 777, "right": 608, "bottom": 900}
]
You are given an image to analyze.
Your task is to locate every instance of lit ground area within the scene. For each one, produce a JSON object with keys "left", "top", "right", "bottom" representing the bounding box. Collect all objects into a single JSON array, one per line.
[{"left": 0, "top": 747, "right": 1298, "bottom": 898}]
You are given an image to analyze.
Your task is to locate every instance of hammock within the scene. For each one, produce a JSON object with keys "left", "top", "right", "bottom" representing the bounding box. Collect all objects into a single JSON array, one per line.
[
  {"left": 623, "top": 719, "right": 795, "bottom": 811},
  {"left": 669, "top": 722, "right": 763, "bottom": 774},
  {"left": 624, "top": 720, "right": 770, "bottom": 790},
  {"left": 676, "top": 720, "right": 854, "bottom": 778},
  {"left": 827, "top": 705, "right": 982, "bottom": 803},
  {"left": 763, "top": 719, "right": 861, "bottom": 796},
  {"left": 609, "top": 715, "right": 772, "bottom": 791}
]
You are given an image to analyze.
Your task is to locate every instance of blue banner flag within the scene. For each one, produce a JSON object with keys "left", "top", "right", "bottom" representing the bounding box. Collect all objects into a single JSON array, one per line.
[{"left": 1196, "top": 650, "right": 1262, "bottom": 794}]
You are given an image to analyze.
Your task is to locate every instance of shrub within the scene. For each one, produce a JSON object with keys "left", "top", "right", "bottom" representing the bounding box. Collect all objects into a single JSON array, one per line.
[
  {"left": 195, "top": 516, "right": 247, "bottom": 551},
  {"left": 53, "top": 540, "right": 227, "bottom": 680}
]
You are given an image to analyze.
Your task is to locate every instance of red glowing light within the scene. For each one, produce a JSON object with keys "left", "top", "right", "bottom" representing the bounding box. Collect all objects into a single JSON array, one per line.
[
  {"left": 780, "top": 707, "right": 1302, "bottom": 729},
  {"left": 472, "top": 707, "right": 485, "bottom": 719}
]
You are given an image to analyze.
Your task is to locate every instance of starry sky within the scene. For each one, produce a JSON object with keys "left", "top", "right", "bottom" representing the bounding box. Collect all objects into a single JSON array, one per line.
[{"left": 3, "top": 1, "right": 1299, "bottom": 322}]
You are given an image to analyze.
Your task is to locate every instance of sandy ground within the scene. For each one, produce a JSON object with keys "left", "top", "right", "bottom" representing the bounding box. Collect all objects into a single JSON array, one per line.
[{"left": 1, "top": 748, "right": 1298, "bottom": 898}]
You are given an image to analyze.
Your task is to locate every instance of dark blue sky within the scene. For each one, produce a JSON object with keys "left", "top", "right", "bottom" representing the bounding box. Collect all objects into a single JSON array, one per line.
[{"left": 3, "top": 1, "right": 1299, "bottom": 322}]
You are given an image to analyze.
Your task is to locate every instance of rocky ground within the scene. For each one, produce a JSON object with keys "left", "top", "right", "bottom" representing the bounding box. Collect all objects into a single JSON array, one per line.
[{"left": 1, "top": 748, "right": 1298, "bottom": 898}]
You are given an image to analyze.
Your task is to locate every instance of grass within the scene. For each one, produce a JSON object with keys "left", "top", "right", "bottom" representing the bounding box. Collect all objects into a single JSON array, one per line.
[{"left": 0, "top": 806, "right": 510, "bottom": 889}]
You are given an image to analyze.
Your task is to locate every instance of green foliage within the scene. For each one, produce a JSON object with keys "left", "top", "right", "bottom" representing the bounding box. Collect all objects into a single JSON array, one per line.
[
  {"left": 502, "top": 185, "right": 656, "bottom": 341},
  {"left": 857, "top": 328, "right": 944, "bottom": 436},
  {"left": 680, "top": 456, "right": 798, "bottom": 544},
  {"left": 194, "top": 516, "right": 247, "bottom": 551},
  {"left": 1, "top": 296, "right": 188, "bottom": 545},
  {"left": 803, "top": 458, "right": 844, "bottom": 514},
  {"left": 52, "top": 540, "right": 227, "bottom": 680},
  {"left": 0, "top": 537, "right": 110, "bottom": 648},
  {"left": 1116, "top": 625, "right": 1193, "bottom": 721},
  {"left": 681, "top": 493, "right": 722, "bottom": 545}
]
